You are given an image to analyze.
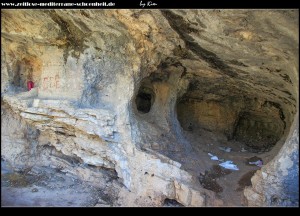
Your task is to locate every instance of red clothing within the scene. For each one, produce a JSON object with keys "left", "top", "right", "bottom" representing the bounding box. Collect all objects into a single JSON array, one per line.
[{"left": 27, "top": 81, "right": 34, "bottom": 91}]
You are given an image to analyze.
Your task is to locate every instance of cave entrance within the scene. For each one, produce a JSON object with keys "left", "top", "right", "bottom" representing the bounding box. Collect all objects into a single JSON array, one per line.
[
  {"left": 175, "top": 88, "right": 288, "bottom": 205},
  {"left": 176, "top": 96, "right": 285, "bottom": 153},
  {"left": 233, "top": 111, "right": 285, "bottom": 152},
  {"left": 135, "top": 80, "right": 155, "bottom": 114},
  {"left": 11, "top": 56, "right": 42, "bottom": 92}
]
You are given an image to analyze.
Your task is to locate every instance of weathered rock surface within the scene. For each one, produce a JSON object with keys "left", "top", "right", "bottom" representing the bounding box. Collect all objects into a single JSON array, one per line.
[{"left": 1, "top": 9, "right": 298, "bottom": 206}]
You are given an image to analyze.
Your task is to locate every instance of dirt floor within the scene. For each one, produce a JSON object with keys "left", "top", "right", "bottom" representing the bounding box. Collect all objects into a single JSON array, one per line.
[
  {"left": 1, "top": 160, "right": 114, "bottom": 207},
  {"left": 180, "top": 128, "right": 282, "bottom": 206}
]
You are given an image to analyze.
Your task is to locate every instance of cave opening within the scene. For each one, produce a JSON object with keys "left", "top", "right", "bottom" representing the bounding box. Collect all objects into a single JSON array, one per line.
[
  {"left": 232, "top": 111, "right": 284, "bottom": 152},
  {"left": 135, "top": 80, "right": 155, "bottom": 114},
  {"left": 131, "top": 63, "right": 295, "bottom": 206},
  {"left": 174, "top": 80, "right": 290, "bottom": 205},
  {"left": 10, "top": 57, "right": 41, "bottom": 92},
  {"left": 176, "top": 94, "right": 286, "bottom": 153}
]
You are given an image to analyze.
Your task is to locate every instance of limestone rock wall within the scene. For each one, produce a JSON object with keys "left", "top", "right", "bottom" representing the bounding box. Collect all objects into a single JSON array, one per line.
[
  {"left": 1, "top": 9, "right": 298, "bottom": 206},
  {"left": 244, "top": 114, "right": 299, "bottom": 206}
]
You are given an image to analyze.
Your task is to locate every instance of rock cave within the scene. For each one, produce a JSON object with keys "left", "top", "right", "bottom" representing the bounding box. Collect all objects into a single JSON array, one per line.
[
  {"left": 1, "top": 9, "right": 299, "bottom": 207},
  {"left": 135, "top": 79, "right": 155, "bottom": 114}
]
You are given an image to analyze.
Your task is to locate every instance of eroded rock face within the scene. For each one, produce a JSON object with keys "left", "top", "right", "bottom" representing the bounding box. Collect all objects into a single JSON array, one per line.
[
  {"left": 1, "top": 9, "right": 298, "bottom": 206},
  {"left": 244, "top": 118, "right": 299, "bottom": 206}
]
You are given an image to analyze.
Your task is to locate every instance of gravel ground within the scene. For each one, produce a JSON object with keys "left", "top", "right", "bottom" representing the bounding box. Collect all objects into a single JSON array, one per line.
[{"left": 1, "top": 161, "right": 114, "bottom": 207}]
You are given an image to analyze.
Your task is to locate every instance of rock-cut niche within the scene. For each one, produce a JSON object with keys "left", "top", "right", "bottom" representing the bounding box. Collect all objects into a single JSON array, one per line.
[
  {"left": 176, "top": 87, "right": 287, "bottom": 153},
  {"left": 135, "top": 79, "right": 155, "bottom": 114}
]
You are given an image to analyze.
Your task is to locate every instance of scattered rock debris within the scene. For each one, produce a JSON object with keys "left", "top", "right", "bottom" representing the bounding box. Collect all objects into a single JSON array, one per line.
[{"left": 1, "top": 167, "right": 118, "bottom": 207}]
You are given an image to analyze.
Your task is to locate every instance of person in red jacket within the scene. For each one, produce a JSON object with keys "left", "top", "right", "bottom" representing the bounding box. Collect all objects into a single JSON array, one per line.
[
  {"left": 27, "top": 72, "right": 34, "bottom": 91},
  {"left": 27, "top": 80, "right": 34, "bottom": 91}
]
